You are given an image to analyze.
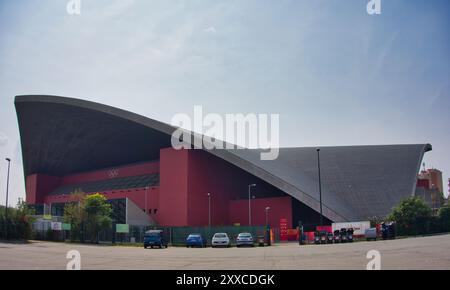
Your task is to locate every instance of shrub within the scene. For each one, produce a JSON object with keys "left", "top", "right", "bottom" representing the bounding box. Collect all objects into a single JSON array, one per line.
[
  {"left": 388, "top": 196, "right": 433, "bottom": 236},
  {"left": 64, "top": 191, "right": 112, "bottom": 243},
  {"left": 0, "top": 200, "right": 35, "bottom": 241},
  {"left": 438, "top": 205, "right": 450, "bottom": 232}
]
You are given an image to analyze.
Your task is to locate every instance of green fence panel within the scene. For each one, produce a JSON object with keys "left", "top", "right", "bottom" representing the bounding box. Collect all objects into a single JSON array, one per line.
[{"left": 166, "top": 225, "right": 267, "bottom": 245}]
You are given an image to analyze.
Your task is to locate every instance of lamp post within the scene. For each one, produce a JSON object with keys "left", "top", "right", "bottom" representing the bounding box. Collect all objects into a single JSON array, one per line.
[
  {"left": 265, "top": 207, "right": 270, "bottom": 226},
  {"left": 144, "top": 186, "right": 149, "bottom": 216},
  {"left": 207, "top": 193, "right": 211, "bottom": 228},
  {"left": 4, "top": 158, "right": 11, "bottom": 240},
  {"left": 316, "top": 148, "right": 323, "bottom": 227},
  {"left": 248, "top": 184, "right": 256, "bottom": 226}
]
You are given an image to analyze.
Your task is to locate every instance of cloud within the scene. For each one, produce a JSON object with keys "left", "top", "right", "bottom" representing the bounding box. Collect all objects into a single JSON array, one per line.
[
  {"left": 103, "top": 0, "right": 136, "bottom": 18},
  {"left": 203, "top": 26, "right": 217, "bottom": 34},
  {"left": 0, "top": 132, "right": 8, "bottom": 146}
]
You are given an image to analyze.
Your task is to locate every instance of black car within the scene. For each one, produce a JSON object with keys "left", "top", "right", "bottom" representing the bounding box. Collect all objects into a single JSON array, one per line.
[{"left": 381, "top": 222, "right": 396, "bottom": 240}]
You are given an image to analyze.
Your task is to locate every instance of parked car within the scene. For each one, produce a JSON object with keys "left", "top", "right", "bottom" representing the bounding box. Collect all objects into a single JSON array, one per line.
[
  {"left": 236, "top": 232, "right": 254, "bottom": 247},
  {"left": 144, "top": 230, "right": 168, "bottom": 249},
  {"left": 185, "top": 233, "right": 207, "bottom": 248},
  {"left": 256, "top": 235, "right": 266, "bottom": 247},
  {"left": 211, "top": 233, "right": 231, "bottom": 248},
  {"left": 381, "top": 222, "right": 396, "bottom": 240},
  {"left": 365, "top": 228, "right": 378, "bottom": 241}
]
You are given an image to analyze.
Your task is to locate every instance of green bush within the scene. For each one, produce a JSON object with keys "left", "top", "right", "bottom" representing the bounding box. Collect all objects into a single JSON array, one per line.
[
  {"left": 388, "top": 197, "right": 433, "bottom": 236},
  {"left": 45, "top": 228, "right": 54, "bottom": 241},
  {"left": 428, "top": 215, "right": 442, "bottom": 234},
  {"left": 84, "top": 194, "right": 112, "bottom": 243},
  {"left": 438, "top": 205, "right": 450, "bottom": 232},
  {"left": 64, "top": 192, "right": 112, "bottom": 243},
  {"left": 0, "top": 201, "right": 34, "bottom": 241}
]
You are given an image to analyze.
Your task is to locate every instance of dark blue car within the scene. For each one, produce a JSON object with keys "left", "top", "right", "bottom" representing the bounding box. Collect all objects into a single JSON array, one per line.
[
  {"left": 144, "top": 230, "right": 168, "bottom": 249},
  {"left": 185, "top": 233, "right": 207, "bottom": 248}
]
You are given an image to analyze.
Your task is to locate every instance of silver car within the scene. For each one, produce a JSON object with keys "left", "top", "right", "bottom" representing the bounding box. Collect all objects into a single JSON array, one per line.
[
  {"left": 211, "top": 233, "right": 230, "bottom": 248},
  {"left": 236, "top": 232, "right": 254, "bottom": 247},
  {"left": 365, "top": 228, "right": 378, "bottom": 241}
]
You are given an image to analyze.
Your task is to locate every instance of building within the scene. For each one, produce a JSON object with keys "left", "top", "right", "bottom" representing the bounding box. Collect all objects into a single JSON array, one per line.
[
  {"left": 418, "top": 168, "right": 444, "bottom": 195},
  {"left": 447, "top": 178, "right": 450, "bottom": 205},
  {"left": 416, "top": 168, "right": 445, "bottom": 210},
  {"left": 15, "top": 95, "right": 433, "bottom": 228}
]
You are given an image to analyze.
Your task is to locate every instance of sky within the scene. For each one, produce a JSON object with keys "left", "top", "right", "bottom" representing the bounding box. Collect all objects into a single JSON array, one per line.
[{"left": 0, "top": 0, "right": 449, "bottom": 206}]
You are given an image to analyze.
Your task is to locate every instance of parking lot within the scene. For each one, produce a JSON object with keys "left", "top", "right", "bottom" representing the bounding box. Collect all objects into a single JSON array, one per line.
[{"left": 1, "top": 234, "right": 450, "bottom": 270}]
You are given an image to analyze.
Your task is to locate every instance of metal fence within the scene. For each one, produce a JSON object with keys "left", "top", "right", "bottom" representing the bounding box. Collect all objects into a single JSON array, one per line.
[
  {"left": 102, "top": 225, "right": 272, "bottom": 245},
  {"left": 164, "top": 225, "right": 270, "bottom": 245},
  {"left": 31, "top": 220, "right": 278, "bottom": 245}
]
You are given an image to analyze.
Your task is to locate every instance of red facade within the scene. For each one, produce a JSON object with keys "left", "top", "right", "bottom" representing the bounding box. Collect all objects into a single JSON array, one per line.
[
  {"left": 417, "top": 178, "right": 431, "bottom": 189},
  {"left": 26, "top": 148, "right": 294, "bottom": 227}
]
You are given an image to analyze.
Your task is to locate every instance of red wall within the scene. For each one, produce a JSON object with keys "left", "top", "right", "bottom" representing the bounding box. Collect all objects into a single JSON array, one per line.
[
  {"left": 26, "top": 174, "right": 38, "bottom": 204},
  {"left": 44, "top": 187, "right": 159, "bottom": 215},
  {"left": 158, "top": 148, "right": 189, "bottom": 226},
  {"left": 26, "top": 147, "right": 295, "bottom": 229},
  {"left": 229, "top": 197, "right": 292, "bottom": 228},
  {"left": 61, "top": 161, "right": 159, "bottom": 185},
  {"left": 26, "top": 174, "right": 61, "bottom": 204},
  {"left": 186, "top": 150, "right": 287, "bottom": 227},
  {"left": 187, "top": 150, "right": 238, "bottom": 226},
  {"left": 417, "top": 178, "right": 430, "bottom": 189},
  {"left": 26, "top": 161, "right": 160, "bottom": 205},
  {"left": 156, "top": 148, "right": 280, "bottom": 227}
]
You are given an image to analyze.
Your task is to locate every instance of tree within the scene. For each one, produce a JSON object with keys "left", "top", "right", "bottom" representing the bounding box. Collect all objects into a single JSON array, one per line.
[
  {"left": 0, "top": 200, "right": 35, "bottom": 240},
  {"left": 63, "top": 191, "right": 112, "bottom": 243},
  {"left": 438, "top": 205, "right": 450, "bottom": 232},
  {"left": 84, "top": 193, "right": 112, "bottom": 243},
  {"left": 368, "top": 215, "right": 386, "bottom": 227},
  {"left": 388, "top": 196, "right": 433, "bottom": 236},
  {"left": 15, "top": 199, "right": 35, "bottom": 240},
  {"left": 63, "top": 190, "right": 86, "bottom": 242}
]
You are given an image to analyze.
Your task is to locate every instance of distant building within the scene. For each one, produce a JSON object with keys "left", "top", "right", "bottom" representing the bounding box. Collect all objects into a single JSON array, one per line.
[
  {"left": 419, "top": 169, "right": 444, "bottom": 195},
  {"left": 416, "top": 168, "right": 445, "bottom": 210},
  {"left": 447, "top": 178, "right": 450, "bottom": 205}
]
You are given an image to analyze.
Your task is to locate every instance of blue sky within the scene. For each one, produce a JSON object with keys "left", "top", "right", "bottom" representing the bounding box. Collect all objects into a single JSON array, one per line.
[{"left": 0, "top": 0, "right": 449, "bottom": 205}]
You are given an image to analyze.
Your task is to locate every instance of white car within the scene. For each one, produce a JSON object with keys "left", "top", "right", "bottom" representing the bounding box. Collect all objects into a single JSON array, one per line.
[
  {"left": 236, "top": 232, "right": 254, "bottom": 247},
  {"left": 211, "top": 233, "right": 230, "bottom": 248}
]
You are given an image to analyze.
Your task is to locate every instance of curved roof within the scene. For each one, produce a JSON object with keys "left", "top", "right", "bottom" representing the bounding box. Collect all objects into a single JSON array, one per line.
[{"left": 15, "top": 95, "right": 431, "bottom": 222}]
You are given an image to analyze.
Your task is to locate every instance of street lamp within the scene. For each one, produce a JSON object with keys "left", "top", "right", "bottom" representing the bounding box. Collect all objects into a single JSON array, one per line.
[
  {"left": 144, "top": 186, "right": 149, "bottom": 216},
  {"left": 316, "top": 148, "right": 323, "bottom": 227},
  {"left": 265, "top": 207, "right": 270, "bottom": 226},
  {"left": 207, "top": 193, "right": 211, "bottom": 228},
  {"left": 4, "top": 158, "right": 11, "bottom": 240},
  {"left": 248, "top": 184, "right": 256, "bottom": 226}
]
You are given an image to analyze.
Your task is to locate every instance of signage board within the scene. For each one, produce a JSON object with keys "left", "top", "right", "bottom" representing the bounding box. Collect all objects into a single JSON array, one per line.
[
  {"left": 51, "top": 222, "right": 62, "bottom": 231},
  {"left": 116, "top": 224, "right": 129, "bottom": 233},
  {"left": 279, "top": 218, "right": 288, "bottom": 241}
]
